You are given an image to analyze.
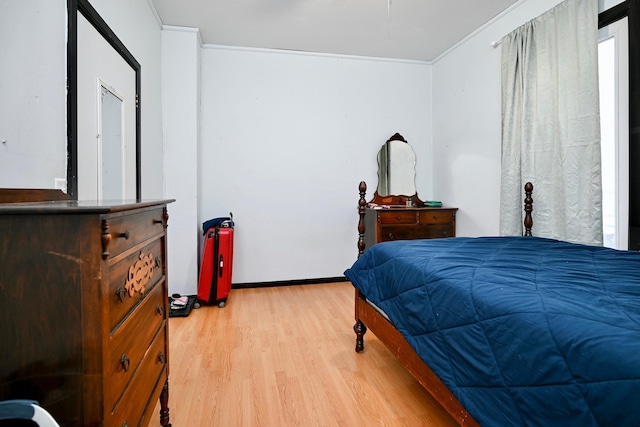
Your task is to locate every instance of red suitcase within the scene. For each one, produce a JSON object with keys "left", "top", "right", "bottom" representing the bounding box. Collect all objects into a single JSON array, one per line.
[{"left": 197, "top": 220, "right": 234, "bottom": 307}]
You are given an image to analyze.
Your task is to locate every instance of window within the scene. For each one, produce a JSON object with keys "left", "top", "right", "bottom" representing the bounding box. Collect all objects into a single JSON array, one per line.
[{"left": 598, "top": 17, "right": 629, "bottom": 249}]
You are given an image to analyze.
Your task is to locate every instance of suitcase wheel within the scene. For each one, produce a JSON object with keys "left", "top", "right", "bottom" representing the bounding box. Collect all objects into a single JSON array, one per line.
[{"left": 218, "top": 301, "right": 226, "bottom": 308}]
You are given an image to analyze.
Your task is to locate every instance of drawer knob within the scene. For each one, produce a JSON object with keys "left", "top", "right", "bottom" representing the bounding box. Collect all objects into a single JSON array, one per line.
[
  {"left": 388, "top": 233, "right": 394, "bottom": 240},
  {"left": 123, "top": 423, "right": 128, "bottom": 427},
  {"left": 396, "top": 216, "right": 401, "bottom": 221},
  {"left": 153, "top": 218, "right": 163, "bottom": 225},
  {"left": 116, "top": 286, "right": 127, "bottom": 303},
  {"left": 156, "top": 304, "right": 164, "bottom": 317},
  {"left": 442, "top": 231, "right": 449, "bottom": 236},
  {"left": 118, "top": 230, "right": 130, "bottom": 240},
  {"left": 158, "top": 352, "right": 166, "bottom": 365},
  {"left": 120, "top": 354, "right": 131, "bottom": 372}
]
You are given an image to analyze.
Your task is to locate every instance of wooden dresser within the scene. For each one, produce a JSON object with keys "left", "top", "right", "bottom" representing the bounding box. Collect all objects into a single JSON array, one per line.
[
  {"left": 0, "top": 197, "right": 174, "bottom": 427},
  {"left": 363, "top": 206, "right": 457, "bottom": 250}
]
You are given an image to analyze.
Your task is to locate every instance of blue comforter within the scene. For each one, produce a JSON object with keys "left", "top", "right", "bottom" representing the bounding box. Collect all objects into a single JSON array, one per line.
[{"left": 344, "top": 236, "right": 640, "bottom": 426}]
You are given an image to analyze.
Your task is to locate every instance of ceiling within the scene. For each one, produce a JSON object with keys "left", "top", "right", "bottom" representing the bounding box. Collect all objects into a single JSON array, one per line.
[{"left": 149, "top": 0, "right": 519, "bottom": 62}]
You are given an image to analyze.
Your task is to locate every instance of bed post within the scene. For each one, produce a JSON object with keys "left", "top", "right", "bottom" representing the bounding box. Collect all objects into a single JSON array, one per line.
[
  {"left": 357, "top": 181, "right": 367, "bottom": 258},
  {"left": 354, "top": 181, "right": 368, "bottom": 352},
  {"left": 524, "top": 182, "right": 533, "bottom": 236},
  {"left": 354, "top": 319, "right": 367, "bottom": 353}
]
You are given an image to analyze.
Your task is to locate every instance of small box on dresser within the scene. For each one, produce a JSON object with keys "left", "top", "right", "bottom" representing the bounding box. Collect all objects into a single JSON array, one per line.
[{"left": 0, "top": 198, "right": 174, "bottom": 427}]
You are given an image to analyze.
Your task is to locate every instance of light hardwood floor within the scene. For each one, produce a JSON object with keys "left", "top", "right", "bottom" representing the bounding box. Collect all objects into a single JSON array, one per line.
[{"left": 150, "top": 282, "right": 458, "bottom": 426}]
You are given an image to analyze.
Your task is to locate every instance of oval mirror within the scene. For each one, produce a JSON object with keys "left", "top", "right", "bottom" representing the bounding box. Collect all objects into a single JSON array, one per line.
[{"left": 376, "top": 133, "right": 417, "bottom": 197}]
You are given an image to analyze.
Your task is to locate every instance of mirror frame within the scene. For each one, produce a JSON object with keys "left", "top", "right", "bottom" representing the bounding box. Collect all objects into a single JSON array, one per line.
[
  {"left": 67, "top": 0, "right": 141, "bottom": 200},
  {"left": 370, "top": 133, "right": 424, "bottom": 206}
]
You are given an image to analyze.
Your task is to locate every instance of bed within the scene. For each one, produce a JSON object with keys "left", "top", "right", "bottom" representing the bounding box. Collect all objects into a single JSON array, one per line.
[{"left": 345, "top": 182, "right": 640, "bottom": 426}]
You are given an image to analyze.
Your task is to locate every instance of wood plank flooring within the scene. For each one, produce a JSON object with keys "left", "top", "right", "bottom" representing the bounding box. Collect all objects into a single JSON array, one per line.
[{"left": 150, "top": 282, "right": 458, "bottom": 426}]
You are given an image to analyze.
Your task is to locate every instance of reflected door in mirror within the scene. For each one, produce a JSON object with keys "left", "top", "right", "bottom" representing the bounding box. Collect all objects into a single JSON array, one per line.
[{"left": 100, "top": 84, "right": 124, "bottom": 199}]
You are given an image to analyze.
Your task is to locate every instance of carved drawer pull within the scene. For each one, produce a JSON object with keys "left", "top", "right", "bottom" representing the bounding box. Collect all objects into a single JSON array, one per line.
[
  {"left": 116, "top": 286, "right": 127, "bottom": 303},
  {"left": 156, "top": 304, "right": 164, "bottom": 316},
  {"left": 120, "top": 354, "right": 131, "bottom": 372},
  {"left": 124, "top": 252, "right": 157, "bottom": 297},
  {"left": 118, "top": 230, "right": 130, "bottom": 239},
  {"left": 158, "top": 352, "right": 166, "bottom": 364}
]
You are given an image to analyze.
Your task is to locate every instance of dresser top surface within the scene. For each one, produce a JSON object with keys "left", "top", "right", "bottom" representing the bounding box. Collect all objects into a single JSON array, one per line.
[
  {"left": 366, "top": 205, "right": 457, "bottom": 212},
  {"left": 0, "top": 198, "right": 175, "bottom": 215}
]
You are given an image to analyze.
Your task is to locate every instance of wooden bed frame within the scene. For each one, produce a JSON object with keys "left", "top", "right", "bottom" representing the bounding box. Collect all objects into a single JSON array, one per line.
[{"left": 352, "top": 182, "right": 534, "bottom": 426}]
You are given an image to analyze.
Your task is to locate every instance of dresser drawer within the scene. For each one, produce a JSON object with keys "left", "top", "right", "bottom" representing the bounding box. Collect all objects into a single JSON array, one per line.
[
  {"left": 365, "top": 206, "right": 457, "bottom": 251},
  {"left": 380, "top": 225, "right": 417, "bottom": 242},
  {"left": 107, "top": 238, "right": 165, "bottom": 332},
  {"left": 110, "top": 326, "right": 168, "bottom": 427},
  {"left": 378, "top": 211, "right": 418, "bottom": 224},
  {"left": 380, "top": 224, "right": 454, "bottom": 242},
  {"left": 106, "top": 282, "right": 166, "bottom": 411},
  {"left": 417, "top": 224, "right": 454, "bottom": 239},
  {"left": 418, "top": 210, "right": 454, "bottom": 225},
  {"left": 105, "top": 209, "right": 165, "bottom": 258}
]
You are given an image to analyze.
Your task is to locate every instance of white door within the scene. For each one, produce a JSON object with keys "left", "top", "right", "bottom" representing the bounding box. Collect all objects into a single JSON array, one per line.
[{"left": 77, "top": 13, "right": 136, "bottom": 200}]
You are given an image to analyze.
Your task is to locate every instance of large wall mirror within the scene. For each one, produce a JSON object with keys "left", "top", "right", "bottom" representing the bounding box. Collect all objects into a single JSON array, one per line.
[{"left": 69, "top": 0, "right": 141, "bottom": 200}]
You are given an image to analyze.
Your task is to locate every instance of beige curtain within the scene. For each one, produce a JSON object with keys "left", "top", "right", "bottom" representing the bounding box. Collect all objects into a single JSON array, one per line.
[{"left": 499, "top": 0, "right": 602, "bottom": 245}]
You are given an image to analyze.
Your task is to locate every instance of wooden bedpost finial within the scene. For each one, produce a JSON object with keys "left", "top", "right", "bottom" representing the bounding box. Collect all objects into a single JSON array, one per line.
[
  {"left": 524, "top": 182, "right": 533, "bottom": 236},
  {"left": 358, "top": 181, "right": 367, "bottom": 258}
]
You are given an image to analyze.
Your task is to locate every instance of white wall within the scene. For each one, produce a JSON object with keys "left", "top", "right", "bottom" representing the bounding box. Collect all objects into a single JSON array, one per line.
[
  {"left": 199, "top": 47, "right": 432, "bottom": 283},
  {"left": 0, "top": 0, "right": 67, "bottom": 189},
  {"left": 162, "top": 27, "right": 201, "bottom": 295},
  {"left": 432, "top": 0, "right": 619, "bottom": 237},
  {"left": 601, "top": 0, "right": 626, "bottom": 10}
]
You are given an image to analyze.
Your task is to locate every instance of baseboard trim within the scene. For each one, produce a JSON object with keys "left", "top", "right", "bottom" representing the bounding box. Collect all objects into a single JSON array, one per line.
[{"left": 232, "top": 276, "right": 347, "bottom": 289}]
